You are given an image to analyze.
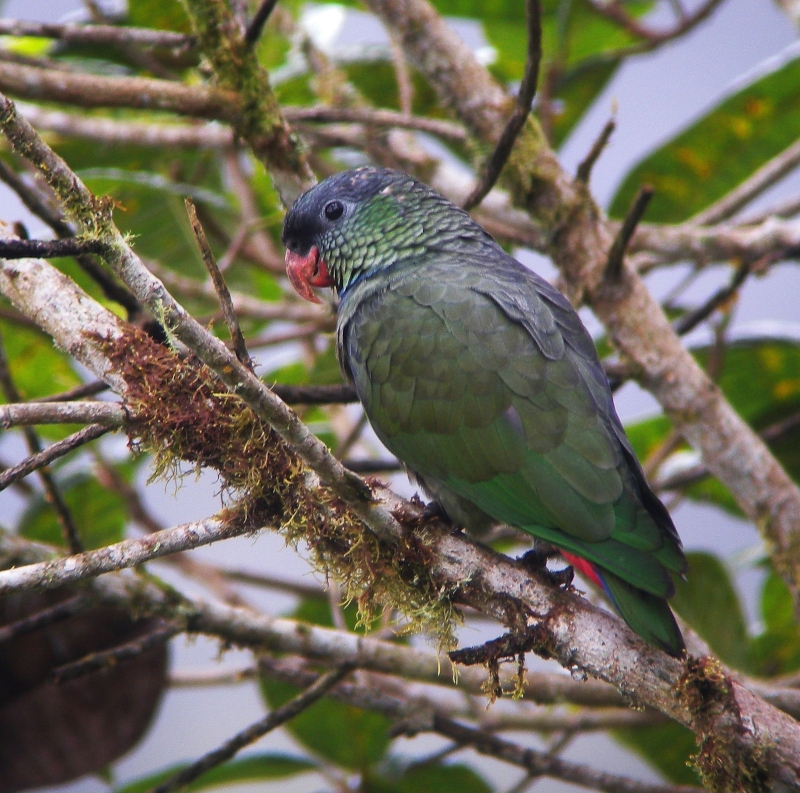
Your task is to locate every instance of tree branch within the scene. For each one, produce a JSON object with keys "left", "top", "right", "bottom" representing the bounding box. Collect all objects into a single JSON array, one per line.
[
  {"left": 244, "top": 0, "right": 279, "bottom": 46},
  {"left": 576, "top": 118, "right": 616, "bottom": 184},
  {"left": 53, "top": 623, "right": 178, "bottom": 683},
  {"left": 0, "top": 237, "right": 108, "bottom": 259},
  {"left": 0, "top": 424, "right": 112, "bottom": 492},
  {"left": 631, "top": 216, "right": 800, "bottom": 270},
  {"left": 0, "top": 401, "right": 126, "bottom": 427},
  {"left": 0, "top": 516, "right": 260, "bottom": 594},
  {"left": 604, "top": 185, "right": 653, "bottom": 281},
  {"left": 691, "top": 136, "right": 800, "bottom": 225},
  {"left": 462, "top": 0, "right": 542, "bottom": 211},
  {"left": 185, "top": 198, "right": 253, "bottom": 370},
  {"left": 257, "top": 655, "right": 701, "bottom": 793},
  {"left": 0, "top": 19, "right": 195, "bottom": 49},
  {"left": 587, "top": 0, "right": 725, "bottom": 45},
  {"left": 151, "top": 664, "right": 354, "bottom": 793},
  {"left": 0, "top": 61, "right": 238, "bottom": 121},
  {"left": 182, "top": 0, "right": 314, "bottom": 204}
]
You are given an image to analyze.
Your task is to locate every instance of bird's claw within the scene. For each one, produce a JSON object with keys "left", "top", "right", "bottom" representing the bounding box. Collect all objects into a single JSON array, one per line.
[
  {"left": 518, "top": 549, "right": 574, "bottom": 589},
  {"left": 420, "top": 500, "right": 453, "bottom": 525}
]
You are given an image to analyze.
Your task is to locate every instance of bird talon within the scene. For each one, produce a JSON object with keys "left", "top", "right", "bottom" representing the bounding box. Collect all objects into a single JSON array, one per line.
[
  {"left": 420, "top": 500, "right": 452, "bottom": 525},
  {"left": 548, "top": 565, "right": 575, "bottom": 589}
]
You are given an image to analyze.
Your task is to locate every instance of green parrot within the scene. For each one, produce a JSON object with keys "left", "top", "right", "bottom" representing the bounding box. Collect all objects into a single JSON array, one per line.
[{"left": 282, "top": 167, "right": 687, "bottom": 657}]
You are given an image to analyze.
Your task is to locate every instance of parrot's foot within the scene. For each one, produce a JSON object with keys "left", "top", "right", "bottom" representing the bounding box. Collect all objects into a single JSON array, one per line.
[
  {"left": 518, "top": 549, "right": 574, "bottom": 589},
  {"left": 419, "top": 499, "right": 453, "bottom": 525}
]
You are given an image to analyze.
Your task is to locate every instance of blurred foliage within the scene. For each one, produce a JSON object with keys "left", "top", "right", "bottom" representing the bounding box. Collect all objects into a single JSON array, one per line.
[
  {"left": 114, "top": 754, "right": 318, "bottom": 792},
  {"left": 626, "top": 335, "right": 800, "bottom": 517},
  {"left": 0, "top": 0, "right": 799, "bottom": 791},
  {"left": 611, "top": 53, "right": 800, "bottom": 221}
]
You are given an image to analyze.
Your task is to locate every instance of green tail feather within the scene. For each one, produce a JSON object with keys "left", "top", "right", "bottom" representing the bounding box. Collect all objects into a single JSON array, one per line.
[{"left": 602, "top": 571, "right": 685, "bottom": 658}]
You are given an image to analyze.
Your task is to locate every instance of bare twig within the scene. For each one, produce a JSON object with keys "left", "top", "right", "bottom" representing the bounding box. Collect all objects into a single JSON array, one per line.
[
  {"left": 33, "top": 380, "right": 109, "bottom": 402},
  {"left": 285, "top": 106, "right": 467, "bottom": 141},
  {"left": 258, "top": 655, "right": 701, "bottom": 793},
  {"left": 245, "top": 0, "right": 279, "bottom": 46},
  {"left": 0, "top": 61, "right": 237, "bottom": 120},
  {"left": 389, "top": 33, "right": 414, "bottom": 116},
  {"left": 0, "top": 515, "right": 260, "bottom": 595},
  {"left": 0, "top": 401, "right": 125, "bottom": 427},
  {"left": 0, "top": 328, "right": 83, "bottom": 554},
  {"left": 147, "top": 664, "right": 354, "bottom": 793},
  {"left": 605, "top": 184, "right": 654, "bottom": 281},
  {"left": 762, "top": 410, "right": 800, "bottom": 445},
  {"left": 0, "top": 19, "right": 195, "bottom": 49},
  {"left": 656, "top": 408, "right": 800, "bottom": 492},
  {"left": 0, "top": 594, "right": 91, "bottom": 642},
  {"left": 0, "top": 424, "right": 112, "bottom": 492},
  {"left": 219, "top": 568, "right": 324, "bottom": 598},
  {"left": 52, "top": 622, "right": 178, "bottom": 683},
  {"left": 17, "top": 105, "right": 235, "bottom": 149},
  {"left": 434, "top": 715, "right": 700, "bottom": 793},
  {"left": 16, "top": 101, "right": 466, "bottom": 148},
  {"left": 692, "top": 136, "right": 800, "bottom": 225},
  {"left": 740, "top": 193, "right": 800, "bottom": 226},
  {"left": 631, "top": 215, "right": 800, "bottom": 270},
  {"left": 185, "top": 198, "right": 253, "bottom": 369},
  {"left": 170, "top": 667, "right": 258, "bottom": 687},
  {"left": 587, "top": 0, "right": 725, "bottom": 45},
  {"left": 270, "top": 383, "right": 357, "bottom": 405},
  {"left": 576, "top": 118, "right": 616, "bottom": 183},
  {"left": 0, "top": 237, "right": 107, "bottom": 259},
  {"left": 463, "top": 0, "right": 542, "bottom": 211},
  {"left": 673, "top": 261, "right": 750, "bottom": 335}
]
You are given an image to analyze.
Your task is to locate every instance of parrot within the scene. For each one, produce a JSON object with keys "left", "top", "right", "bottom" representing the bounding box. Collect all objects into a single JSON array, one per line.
[{"left": 282, "top": 166, "right": 687, "bottom": 657}]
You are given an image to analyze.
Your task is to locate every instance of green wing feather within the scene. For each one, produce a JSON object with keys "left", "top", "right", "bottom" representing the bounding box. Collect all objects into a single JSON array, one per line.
[{"left": 338, "top": 254, "right": 686, "bottom": 652}]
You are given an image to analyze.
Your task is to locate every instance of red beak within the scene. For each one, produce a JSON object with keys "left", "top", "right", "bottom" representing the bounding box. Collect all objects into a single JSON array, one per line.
[{"left": 285, "top": 246, "right": 334, "bottom": 304}]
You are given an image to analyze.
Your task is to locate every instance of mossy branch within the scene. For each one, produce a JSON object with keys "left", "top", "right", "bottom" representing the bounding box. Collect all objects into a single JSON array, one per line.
[{"left": 182, "top": 0, "right": 314, "bottom": 205}]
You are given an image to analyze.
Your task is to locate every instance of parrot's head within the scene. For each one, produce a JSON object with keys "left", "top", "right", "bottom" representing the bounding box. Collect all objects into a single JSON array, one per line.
[{"left": 282, "top": 166, "right": 484, "bottom": 302}]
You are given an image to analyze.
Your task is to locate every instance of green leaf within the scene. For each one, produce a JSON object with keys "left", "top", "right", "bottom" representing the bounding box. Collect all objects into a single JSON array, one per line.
[
  {"left": 550, "top": 59, "right": 619, "bottom": 147},
  {"left": 18, "top": 472, "right": 127, "bottom": 550},
  {"left": 126, "top": 0, "right": 191, "bottom": 32},
  {"left": 762, "top": 570, "right": 795, "bottom": 633},
  {"left": 0, "top": 319, "right": 81, "bottom": 402},
  {"left": 623, "top": 414, "right": 671, "bottom": 462},
  {"left": 365, "top": 761, "right": 492, "bottom": 793},
  {"left": 394, "top": 762, "right": 491, "bottom": 793},
  {"left": 260, "top": 596, "right": 392, "bottom": 769},
  {"left": 748, "top": 573, "right": 800, "bottom": 677},
  {"left": 699, "top": 337, "right": 800, "bottom": 487},
  {"left": 615, "top": 722, "right": 700, "bottom": 786},
  {"left": 624, "top": 335, "right": 800, "bottom": 514},
  {"left": 114, "top": 753, "right": 316, "bottom": 793},
  {"left": 671, "top": 552, "right": 750, "bottom": 670},
  {"left": 610, "top": 53, "right": 800, "bottom": 221},
  {"left": 260, "top": 677, "right": 392, "bottom": 770},
  {"left": 52, "top": 136, "right": 235, "bottom": 286}
]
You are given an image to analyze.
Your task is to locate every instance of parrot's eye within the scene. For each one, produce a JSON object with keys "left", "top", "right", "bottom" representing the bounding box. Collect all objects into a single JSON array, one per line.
[{"left": 324, "top": 200, "right": 344, "bottom": 221}]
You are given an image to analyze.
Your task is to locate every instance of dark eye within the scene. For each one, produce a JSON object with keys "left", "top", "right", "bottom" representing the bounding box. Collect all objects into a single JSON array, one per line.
[{"left": 324, "top": 200, "right": 344, "bottom": 221}]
